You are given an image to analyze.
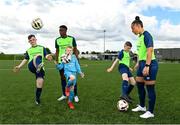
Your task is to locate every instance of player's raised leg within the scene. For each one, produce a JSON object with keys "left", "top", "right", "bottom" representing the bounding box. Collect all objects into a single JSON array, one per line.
[
  {"left": 65, "top": 75, "right": 75, "bottom": 97},
  {"left": 33, "top": 54, "right": 44, "bottom": 73}
]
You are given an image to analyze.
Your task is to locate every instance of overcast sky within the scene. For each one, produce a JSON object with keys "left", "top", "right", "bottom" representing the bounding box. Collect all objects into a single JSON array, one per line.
[{"left": 0, "top": 0, "right": 180, "bottom": 54}]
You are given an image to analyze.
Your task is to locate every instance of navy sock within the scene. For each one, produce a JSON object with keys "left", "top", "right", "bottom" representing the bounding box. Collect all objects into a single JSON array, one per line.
[
  {"left": 122, "top": 80, "right": 129, "bottom": 96},
  {"left": 61, "top": 79, "right": 67, "bottom": 96},
  {"left": 146, "top": 85, "right": 156, "bottom": 113},
  {"left": 127, "top": 84, "right": 134, "bottom": 95},
  {"left": 137, "top": 82, "right": 146, "bottom": 107},
  {"left": 36, "top": 88, "right": 42, "bottom": 101},
  {"left": 74, "top": 83, "right": 77, "bottom": 96}
]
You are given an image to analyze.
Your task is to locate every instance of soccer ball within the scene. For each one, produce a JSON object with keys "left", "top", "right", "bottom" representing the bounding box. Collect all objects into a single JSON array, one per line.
[
  {"left": 31, "top": 18, "right": 43, "bottom": 30},
  {"left": 117, "top": 99, "right": 129, "bottom": 111},
  {"left": 61, "top": 54, "right": 71, "bottom": 63}
]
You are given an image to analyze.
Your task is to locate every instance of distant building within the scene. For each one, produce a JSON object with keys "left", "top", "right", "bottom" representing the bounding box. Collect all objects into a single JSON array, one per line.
[
  {"left": 79, "top": 53, "right": 118, "bottom": 60},
  {"left": 97, "top": 53, "right": 118, "bottom": 60},
  {"left": 155, "top": 48, "right": 180, "bottom": 61},
  {"left": 79, "top": 54, "right": 99, "bottom": 60},
  {"left": 79, "top": 51, "right": 138, "bottom": 61},
  {"left": 79, "top": 48, "right": 180, "bottom": 61}
]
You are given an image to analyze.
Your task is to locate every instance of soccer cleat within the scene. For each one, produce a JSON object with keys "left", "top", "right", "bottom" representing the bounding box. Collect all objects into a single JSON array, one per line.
[
  {"left": 74, "top": 96, "right": 79, "bottom": 103},
  {"left": 120, "top": 95, "right": 132, "bottom": 103},
  {"left": 57, "top": 95, "right": 67, "bottom": 101},
  {"left": 68, "top": 102, "right": 75, "bottom": 109},
  {"left": 36, "top": 63, "right": 44, "bottom": 73},
  {"left": 127, "top": 95, "right": 133, "bottom": 100},
  {"left": 65, "top": 87, "right": 70, "bottom": 97},
  {"left": 35, "top": 99, "right": 40, "bottom": 105},
  {"left": 132, "top": 105, "right": 146, "bottom": 112},
  {"left": 140, "top": 111, "right": 154, "bottom": 119}
]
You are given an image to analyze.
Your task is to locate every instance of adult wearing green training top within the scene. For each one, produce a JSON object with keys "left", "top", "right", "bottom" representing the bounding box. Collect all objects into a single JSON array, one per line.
[
  {"left": 131, "top": 16, "right": 158, "bottom": 119},
  {"left": 13, "top": 34, "right": 52, "bottom": 105},
  {"left": 55, "top": 25, "right": 79, "bottom": 102}
]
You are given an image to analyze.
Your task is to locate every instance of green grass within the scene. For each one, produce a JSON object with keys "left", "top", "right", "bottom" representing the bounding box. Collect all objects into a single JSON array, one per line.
[{"left": 0, "top": 60, "right": 180, "bottom": 123}]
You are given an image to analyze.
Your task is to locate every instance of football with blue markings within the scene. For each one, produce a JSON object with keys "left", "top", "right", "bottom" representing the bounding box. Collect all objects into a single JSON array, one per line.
[
  {"left": 117, "top": 99, "right": 129, "bottom": 111},
  {"left": 61, "top": 54, "right": 71, "bottom": 63}
]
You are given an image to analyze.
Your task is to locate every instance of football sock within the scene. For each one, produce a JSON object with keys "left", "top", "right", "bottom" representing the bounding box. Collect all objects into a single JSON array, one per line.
[
  {"left": 122, "top": 80, "right": 129, "bottom": 96},
  {"left": 127, "top": 84, "right": 134, "bottom": 95},
  {"left": 69, "top": 89, "right": 74, "bottom": 102},
  {"left": 36, "top": 88, "right": 42, "bottom": 101},
  {"left": 74, "top": 83, "right": 78, "bottom": 96},
  {"left": 61, "top": 79, "right": 66, "bottom": 96},
  {"left": 146, "top": 85, "right": 156, "bottom": 113},
  {"left": 137, "top": 82, "right": 146, "bottom": 107},
  {"left": 68, "top": 77, "right": 77, "bottom": 96}
]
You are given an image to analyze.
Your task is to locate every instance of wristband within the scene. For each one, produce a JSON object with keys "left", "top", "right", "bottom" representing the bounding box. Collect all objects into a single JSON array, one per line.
[{"left": 145, "top": 64, "right": 150, "bottom": 67}]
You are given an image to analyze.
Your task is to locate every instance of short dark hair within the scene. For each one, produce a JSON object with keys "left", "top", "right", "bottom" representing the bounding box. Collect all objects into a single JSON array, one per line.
[
  {"left": 28, "top": 34, "right": 35, "bottom": 40},
  {"left": 59, "top": 25, "right": 68, "bottom": 30},
  {"left": 125, "top": 41, "right": 132, "bottom": 47},
  {"left": 131, "top": 16, "right": 143, "bottom": 27}
]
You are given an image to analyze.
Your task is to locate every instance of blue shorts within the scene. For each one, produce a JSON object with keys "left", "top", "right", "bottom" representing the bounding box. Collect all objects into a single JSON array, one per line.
[
  {"left": 28, "top": 61, "right": 45, "bottom": 79},
  {"left": 137, "top": 60, "right": 158, "bottom": 81},
  {"left": 118, "top": 64, "right": 133, "bottom": 78}
]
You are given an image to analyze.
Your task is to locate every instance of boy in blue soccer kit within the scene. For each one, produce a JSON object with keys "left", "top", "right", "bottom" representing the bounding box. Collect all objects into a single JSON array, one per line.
[
  {"left": 13, "top": 34, "right": 52, "bottom": 105},
  {"left": 107, "top": 41, "right": 136, "bottom": 103},
  {"left": 56, "top": 46, "right": 84, "bottom": 109}
]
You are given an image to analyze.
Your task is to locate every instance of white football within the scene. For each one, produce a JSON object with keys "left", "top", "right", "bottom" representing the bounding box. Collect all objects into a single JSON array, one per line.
[
  {"left": 117, "top": 99, "right": 129, "bottom": 111},
  {"left": 61, "top": 54, "right": 71, "bottom": 63},
  {"left": 31, "top": 18, "right": 43, "bottom": 30}
]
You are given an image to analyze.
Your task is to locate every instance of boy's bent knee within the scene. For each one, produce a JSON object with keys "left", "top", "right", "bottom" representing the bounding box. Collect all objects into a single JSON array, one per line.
[
  {"left": 122, "top": 73, "right": 129, "bottom": 81},
  {"left": 69, "top": 75, "right": 75, "bottom": 81}
]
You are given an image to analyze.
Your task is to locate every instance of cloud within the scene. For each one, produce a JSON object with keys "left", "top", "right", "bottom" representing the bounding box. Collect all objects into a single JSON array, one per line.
[
  {"left": 0, "top": 0, "right": 180, "bottom": 54},
  {"left": 156, "top": 20, "right": 180, "bottom": 41},
  {"left": 132, "top": 0, "right": 180, "bottom": 11}
]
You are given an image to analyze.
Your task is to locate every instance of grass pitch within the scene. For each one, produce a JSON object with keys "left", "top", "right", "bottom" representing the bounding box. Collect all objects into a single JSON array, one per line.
[{"left": 0, "top": 60, "right": 180, "bottom": 123}]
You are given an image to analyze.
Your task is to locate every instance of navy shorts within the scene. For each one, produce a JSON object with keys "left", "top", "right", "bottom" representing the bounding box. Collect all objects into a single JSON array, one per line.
[
  {"left": 28, "top": 60, "right": 45, "bottom": 79},
  {"left": 118, "top": 64, "right": 133, "bottom": 78},
  {"left": 137, "top": 60, "right": 158, "bottom": 81}
]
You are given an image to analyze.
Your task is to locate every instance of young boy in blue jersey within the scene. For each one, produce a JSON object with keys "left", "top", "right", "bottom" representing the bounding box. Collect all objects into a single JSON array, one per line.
[
  {"left": 56, "top": 46, "right": 84, "bottom": 109},
  {"left": 13, "top": 34, "right": 53, "bottom": 105},
  {"left": 107, "top": 41, "right": 136, "bottom": 103}
]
